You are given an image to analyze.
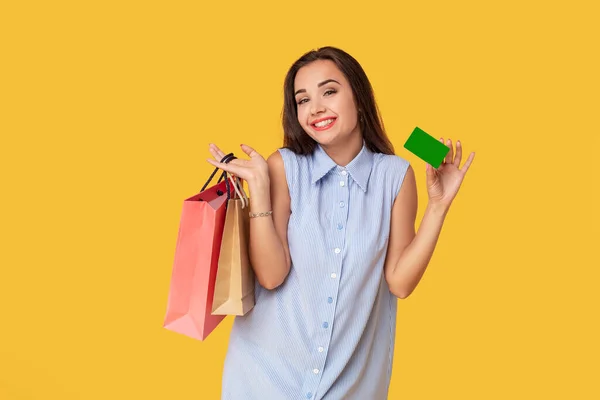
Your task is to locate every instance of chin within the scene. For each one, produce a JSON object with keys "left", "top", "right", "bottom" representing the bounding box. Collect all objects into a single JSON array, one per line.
[
  {"left": 310, "top": 133, "right": 340, "bottom": 147},
  {"left": 317, "top": 132, "right": 361, "bottom": 150}
]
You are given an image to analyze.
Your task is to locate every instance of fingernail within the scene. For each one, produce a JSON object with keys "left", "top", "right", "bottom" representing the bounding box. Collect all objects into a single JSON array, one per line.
[{"left": 457, "top": 140, "right": 461, "bottom": 146}]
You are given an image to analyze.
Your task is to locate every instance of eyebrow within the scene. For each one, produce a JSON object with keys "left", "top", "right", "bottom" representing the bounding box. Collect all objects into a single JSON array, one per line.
[{"left": 294, "top": 79, "right": 340, "bottom": 96}]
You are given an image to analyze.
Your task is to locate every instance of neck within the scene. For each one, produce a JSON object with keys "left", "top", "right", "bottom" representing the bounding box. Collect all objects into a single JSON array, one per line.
[{"left": 320, "top": 133, "right": 364, "bottom": 166}]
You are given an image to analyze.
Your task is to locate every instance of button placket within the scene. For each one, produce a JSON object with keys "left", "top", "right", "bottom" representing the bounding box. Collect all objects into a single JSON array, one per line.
[
  {"left": 305, "top": 167, "right": 350, "bottom": 398},
  {"left": 320, "top": 167, "right": 349, "bottom": 370},
  {"left": 331, "top": 166, "right": 350, "bottom": 279}
]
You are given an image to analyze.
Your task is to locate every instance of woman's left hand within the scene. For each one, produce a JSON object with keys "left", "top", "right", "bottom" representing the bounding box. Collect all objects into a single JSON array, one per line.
[{"left": 426, "top": 138, "right": 475, "bottom": 209}]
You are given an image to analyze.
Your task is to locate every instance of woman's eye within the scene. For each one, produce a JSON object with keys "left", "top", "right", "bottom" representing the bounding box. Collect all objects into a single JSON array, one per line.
[{"left": 297, "top": 89, "right": 336, "bottom": 105}]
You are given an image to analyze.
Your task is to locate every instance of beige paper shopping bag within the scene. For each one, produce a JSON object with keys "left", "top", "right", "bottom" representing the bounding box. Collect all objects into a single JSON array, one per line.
[{"left": 211, "top": 175, "right": 255, "bottom": 316}]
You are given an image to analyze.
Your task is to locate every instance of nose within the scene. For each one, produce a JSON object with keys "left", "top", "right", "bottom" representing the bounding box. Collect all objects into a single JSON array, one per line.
[{"left": 310, "top": 99, "right": 326, "bottom": 116}]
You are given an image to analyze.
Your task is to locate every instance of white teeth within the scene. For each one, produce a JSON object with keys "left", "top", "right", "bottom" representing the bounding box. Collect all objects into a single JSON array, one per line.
[{"left": 314, "top": 118, "right": 334, "bottom": 128}]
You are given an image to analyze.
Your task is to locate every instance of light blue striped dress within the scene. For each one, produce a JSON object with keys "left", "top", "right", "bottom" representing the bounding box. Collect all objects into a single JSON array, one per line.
[{"left": 221, "top": 141, "right": 411, "bottom": 399}]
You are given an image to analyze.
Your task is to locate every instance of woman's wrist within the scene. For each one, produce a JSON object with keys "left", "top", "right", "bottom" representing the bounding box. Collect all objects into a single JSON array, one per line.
[
  {"left": 426, "top": 200, "right": 450, "bottom": 217},
  {"left": 246, "top": 178, "right": 272, "bottom": 213},
  {"left": 246, "top": 172, "right": 270, "bottom": 191}
]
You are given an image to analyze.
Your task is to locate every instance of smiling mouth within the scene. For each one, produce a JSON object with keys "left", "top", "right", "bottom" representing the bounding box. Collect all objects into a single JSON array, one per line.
[{"left": 311, "top": 118, "right": 337, "bottom": 131}]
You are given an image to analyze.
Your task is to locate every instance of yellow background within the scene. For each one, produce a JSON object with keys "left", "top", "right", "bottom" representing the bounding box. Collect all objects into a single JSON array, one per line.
[{"left": 1, "top": 0, "right": 598, "bottom": 399}]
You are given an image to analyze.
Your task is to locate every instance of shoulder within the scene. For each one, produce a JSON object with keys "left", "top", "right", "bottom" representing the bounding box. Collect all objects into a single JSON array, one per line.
[
  {"left": 372, "top": 153, "right": 413, "bottom": 197},
  {"left": 373, "top": 153, "right": 411, "bottom": 181},
  {"left": 374, "top": 152, "right": 410, "bottom": 171},
  {"left": 267, "top": 148, "right": 296, "bottom": 170},
  {"left": 274, "top": 147, "right": 309, "bottom": 164},
  {"left": 267, "top": 149, "right": 284, "bottom": 168},
  {"left": 270, "top": 147, "right": 306, "bottom": 194}
]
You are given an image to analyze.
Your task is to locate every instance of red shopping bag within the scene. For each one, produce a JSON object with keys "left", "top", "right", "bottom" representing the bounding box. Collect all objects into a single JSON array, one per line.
[{"left": 163, "top": 153, "right": 237, "bottom": 341}]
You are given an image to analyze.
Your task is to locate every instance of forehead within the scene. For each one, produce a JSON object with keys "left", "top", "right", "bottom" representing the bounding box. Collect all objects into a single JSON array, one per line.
[{"left": 294, "top": 59, "right": 347, "bottom": 91}]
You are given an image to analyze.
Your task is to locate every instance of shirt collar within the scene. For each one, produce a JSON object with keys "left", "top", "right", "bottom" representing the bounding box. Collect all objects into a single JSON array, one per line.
[{"left": 310, "top": 141, "right": 374, "bottom": 192}]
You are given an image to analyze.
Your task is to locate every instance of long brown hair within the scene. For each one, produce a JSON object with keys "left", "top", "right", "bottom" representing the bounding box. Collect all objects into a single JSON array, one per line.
[{"left": 281, "top": 46, "right": 395, "bottom": 155}]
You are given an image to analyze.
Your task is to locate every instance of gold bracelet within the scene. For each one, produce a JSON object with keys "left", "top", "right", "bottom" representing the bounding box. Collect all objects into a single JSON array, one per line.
[{"left": 249, "top": 210, "right": 273, "bottom": 218}]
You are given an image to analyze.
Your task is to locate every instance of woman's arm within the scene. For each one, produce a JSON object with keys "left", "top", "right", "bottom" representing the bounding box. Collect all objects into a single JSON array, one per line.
[
  {"left": 247, "top": 151, "right": 292, "bottom": 289},
  {"left": 384, "top": 165, "right": 449, "bottom": 299},
  {"left": 384, "top": 138, "right": 473, "bottom": 298}
]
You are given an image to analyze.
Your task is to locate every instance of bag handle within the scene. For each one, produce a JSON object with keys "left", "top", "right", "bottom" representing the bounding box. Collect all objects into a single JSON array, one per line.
[
  {"left": 227, "top": 173, "right": 249, "bottom": 209},
  {"left": 200, "top": 153, "right": 237, "bottom": 200},
  {"left": 201, "top": 152, "right": 235, "bottom": 192}
]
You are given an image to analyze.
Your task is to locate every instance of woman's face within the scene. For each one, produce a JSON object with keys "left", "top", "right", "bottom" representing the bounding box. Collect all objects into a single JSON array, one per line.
[{"left": 294, "top": 59, "right": 360, "bottom": 147}]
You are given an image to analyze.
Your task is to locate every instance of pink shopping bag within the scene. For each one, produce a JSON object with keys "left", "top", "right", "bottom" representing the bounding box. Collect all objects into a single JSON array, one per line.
[{"left": 163, "top": 153, "right": 237, "bottom": 340}]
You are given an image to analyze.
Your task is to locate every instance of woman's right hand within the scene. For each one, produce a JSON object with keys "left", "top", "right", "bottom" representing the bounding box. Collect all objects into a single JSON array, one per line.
[{"left": 207, "top": 143, "right": 270, "bottom": 188}]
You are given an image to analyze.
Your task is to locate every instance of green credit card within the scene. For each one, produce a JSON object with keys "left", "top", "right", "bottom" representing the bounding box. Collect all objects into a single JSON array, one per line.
[{"left": 403, "top": 127, "right": 450, "bottom": 169}]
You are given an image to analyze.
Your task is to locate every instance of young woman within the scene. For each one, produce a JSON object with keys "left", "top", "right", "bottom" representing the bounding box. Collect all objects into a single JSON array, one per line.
[{"left": 207, "top": 46, "right": 475, "bottom": 400}]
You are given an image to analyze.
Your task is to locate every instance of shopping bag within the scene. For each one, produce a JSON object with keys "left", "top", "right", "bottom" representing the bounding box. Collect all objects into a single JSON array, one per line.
[
  {"left": 211, "top": 174, "right": 256, "bottom": 316},
  {"left": 163, "top": 153, "right": 238, "bottom": 341}
]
